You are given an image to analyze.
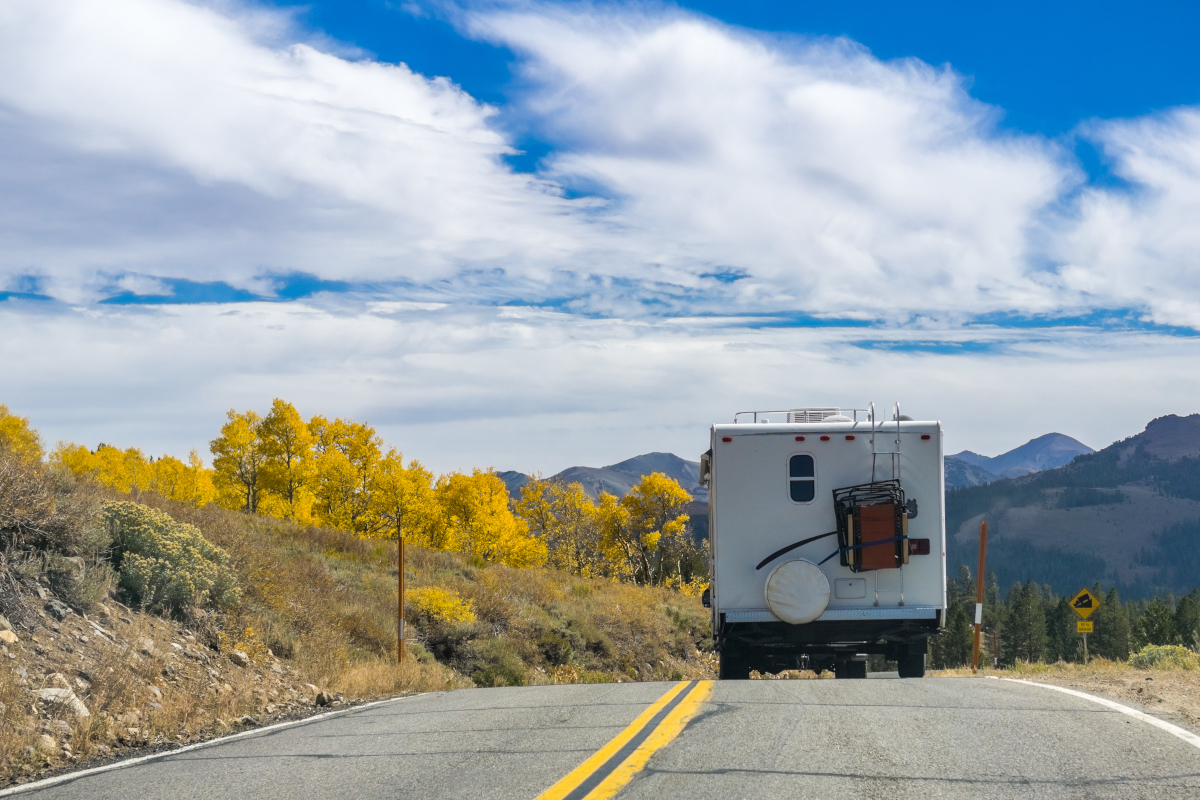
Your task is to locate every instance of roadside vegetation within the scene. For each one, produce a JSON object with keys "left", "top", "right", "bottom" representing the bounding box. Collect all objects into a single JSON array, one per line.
[
  {"left": 928, "top": 565, "right": 1200, "bottom": 669},
  {"left": 0, "top": 404, "right": 712, "bottom": 786}
]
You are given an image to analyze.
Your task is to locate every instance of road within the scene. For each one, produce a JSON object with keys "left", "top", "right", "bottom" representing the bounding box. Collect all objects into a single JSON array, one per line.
[{"left": 8, "top": 677, "right": 1200, "bottom": 799}]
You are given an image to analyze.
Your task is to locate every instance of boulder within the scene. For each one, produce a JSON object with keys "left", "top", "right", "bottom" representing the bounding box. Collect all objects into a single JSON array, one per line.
[
  {"left": 45, "top": 598, "right": 73, "bottom": 621},
  {"left": 229, "top": 650, "right": 250, "bottom": 667},
  {"left": 0, "top": 614, "right": 12, "bottom": 631},
  {"left": 315, "top": 691, "right": 332, "bottom": 707},
  {"left": 0, "top": 630, "right": 18, "bottom": 646},
  {"left": 37, "top": 734, "right": 56, "bottom": 752},
  {"left": 138, "top": 638, "right": 156, "bottom": 657},
  {"left": 37, "top": 688, "right": 90, "bottom": 719}
]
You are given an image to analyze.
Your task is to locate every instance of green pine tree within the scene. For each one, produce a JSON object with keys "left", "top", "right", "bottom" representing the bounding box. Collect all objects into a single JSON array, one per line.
[
  {"left": 1089, "top": 587, "right": 1130, "bottom": 661},
  {"left": 1136, "top": 597, "right": 1178, "bottom": 647},
  {"left": 1174, "top": 589, "right": 1200, "bottom": 649},
  {"left": 1001, "top": 581, "right": 1047, "bottom": 664}
]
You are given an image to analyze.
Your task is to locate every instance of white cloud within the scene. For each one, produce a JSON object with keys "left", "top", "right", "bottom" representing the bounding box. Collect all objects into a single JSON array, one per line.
[
  {"left": 3, "top": 0, "right": 1200, "bottom": 468},
  {"left": 0, "top": 0, "right": 587, "bottom": 301},
  {"left": 1052, "top": 109, "right": 1200, "bottom": 327},
  {"left": 4, "top": 298, "right": 1198, "bottom": 474}
]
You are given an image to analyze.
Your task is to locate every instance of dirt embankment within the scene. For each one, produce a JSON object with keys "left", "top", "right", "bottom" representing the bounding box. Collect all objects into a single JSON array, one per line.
[{"left": 0, "top": 581, "right": 354, "bottom": 786}]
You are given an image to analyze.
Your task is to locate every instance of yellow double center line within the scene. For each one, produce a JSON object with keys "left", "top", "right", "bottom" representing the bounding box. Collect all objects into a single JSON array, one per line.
[{"left": 534, "top": 680, "right": 714, "bottom": 800}]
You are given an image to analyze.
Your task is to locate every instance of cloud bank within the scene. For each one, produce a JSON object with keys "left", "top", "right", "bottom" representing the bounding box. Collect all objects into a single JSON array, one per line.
[{"left": 2, "top": 0, "right": 1200, "bottom": 466}]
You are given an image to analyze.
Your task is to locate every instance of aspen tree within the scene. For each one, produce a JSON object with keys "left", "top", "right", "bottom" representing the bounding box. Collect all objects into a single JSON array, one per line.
[
  {"left": 0, "top": 405, "right": 43, "bottom": 463},
  {"left": 210, "top": 409, "right": 266, "bottom": 513},
  {"left": 436, "top": 469, "right": 546, "bottom": 568},
  {"left": 258, "top": 399, "right": 315, "bottom": 522},
  {"left": 368, "top": 449, "right": 445, "bottom": 548}
]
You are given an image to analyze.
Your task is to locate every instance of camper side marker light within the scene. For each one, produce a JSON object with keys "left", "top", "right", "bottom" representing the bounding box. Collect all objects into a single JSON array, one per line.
[
  {"left": 845, "top": 435, "right": 855, "bottom": 441},
  {"left": 820, "top": 435, "right": 830, "bottom": 441},
  {"left": 795, "top": 435, "right": 805, "bottom": 441},
  {"left": 722, "top": 436, "right": 732, "bottom": 442},
  {"left": 921, "top": 434, "right": 931, "bottom": 440},
  {"left": 910, "top": 538, "right": 931, "bottom": 555}
]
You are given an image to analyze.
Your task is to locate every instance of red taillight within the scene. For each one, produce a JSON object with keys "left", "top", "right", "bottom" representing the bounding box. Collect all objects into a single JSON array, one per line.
[
  {"left": 722, "top": 436, "right": 732, "bottom": 442},
  {"left": 909, "top": 538, "right": 931, "bottom": 555},
  {"left": 921, "top": 434, "right": 931, "bottom": 440},
  {"left": 820, "top": 435, "right": 830, "bottom": 441},
  {"left": 845, "top": 435, "right": 855, "bottom": 441},
  {"left": 795, "top": 435, "right": 805, "bottom": 441}
]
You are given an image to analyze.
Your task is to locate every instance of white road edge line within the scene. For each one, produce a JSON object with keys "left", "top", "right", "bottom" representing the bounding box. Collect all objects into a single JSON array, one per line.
[
  {"left": 1002, "top": 678, "right": 1200, "bottom": 751},
  {"left": 0, "top": 694, "right": 421, "bottom": 798}
]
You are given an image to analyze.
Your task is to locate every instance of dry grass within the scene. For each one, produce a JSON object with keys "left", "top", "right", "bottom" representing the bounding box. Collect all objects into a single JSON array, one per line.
[{"left": 2, "top": 481, "right": 713, "bottom": 784}]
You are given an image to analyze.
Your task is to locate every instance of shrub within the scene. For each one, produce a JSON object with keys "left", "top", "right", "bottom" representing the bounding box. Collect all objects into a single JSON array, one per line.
[
  {"left": 471, "top": 638, "right": 527, "bottom": 687},
  {"left": 1129, "top": 644, "right": 1200, "bottom": 670},
  {"left": 407, "top": 586, "right": 476, "bottom": 625},
  {"left": 101, "top": 501, "right": 240, "bottom": 613},
  {"left": 537, "top": 630, "right": 574, "bottom": 666}
]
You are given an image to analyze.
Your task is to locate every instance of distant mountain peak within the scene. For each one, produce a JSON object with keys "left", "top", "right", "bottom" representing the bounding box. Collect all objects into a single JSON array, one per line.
[{"left": 950, "top": 432, "right": 1094, "bottom": 479}]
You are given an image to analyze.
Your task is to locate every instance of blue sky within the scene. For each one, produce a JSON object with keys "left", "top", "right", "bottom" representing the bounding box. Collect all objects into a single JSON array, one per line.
[{"left": 2, "top": 0, "right": 1200, "bottom": 472}]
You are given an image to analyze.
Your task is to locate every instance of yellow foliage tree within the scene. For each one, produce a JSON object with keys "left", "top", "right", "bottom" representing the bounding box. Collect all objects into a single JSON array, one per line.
[
  {"left": 368, "top": 449, "right": 446, "bottom": 548},
  {"left": 52, "top": 443, "right": 214, "bottom": 507},
  {"left": 0, "top": 405, "right": 43, "bottom": 463},
  {"left": 516, "top": 478, "right": 605, "bottom": 577},
  {"left": 258, "top": 398, "right": 315, "bottom": 522},
  {"left": 437, "top": 469, "right": 546, "bottom": 568},
  {"left": 309, "top": 416, "right": 382, "bottom": 534},
  {"left": 210, "top": 410, "right": 266, "bottom": 513},
  {"left": 599, "top": 472, "right": 693, "bottom": 585}
]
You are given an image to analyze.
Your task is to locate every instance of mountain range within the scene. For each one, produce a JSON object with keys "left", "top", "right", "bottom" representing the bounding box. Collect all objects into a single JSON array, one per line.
[
  {"left": 944, "top": 414, "right": 1200, "bottom": 598},
  {"left": 499, "top": 452, "right": 706, "bottom": 503},
  {"left": 944, "top": 432, "right": 1094, "bottom": 489},
  {"left": 500, "top": 417, "right": 1200, "bottom": 597}
]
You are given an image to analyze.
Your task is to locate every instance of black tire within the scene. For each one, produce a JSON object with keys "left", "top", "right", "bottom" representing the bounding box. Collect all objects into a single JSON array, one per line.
[
  {"left": 834, "top": 659, "right": 867, "bottom": 679},
  {"left": 897, "top": 651, "right": 926, "bottom": 678},
  {"left": 718, "top": 650, "right": 751, "bottom": 680}
]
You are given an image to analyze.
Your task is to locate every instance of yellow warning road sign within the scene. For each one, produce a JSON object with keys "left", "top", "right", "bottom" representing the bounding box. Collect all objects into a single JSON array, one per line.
[
  {"left": 1071, "top": 587, "right": 1101, "bottom": 620},
  {"left": 1077, "top": 620, "right": 1093, "bottom": 633}
]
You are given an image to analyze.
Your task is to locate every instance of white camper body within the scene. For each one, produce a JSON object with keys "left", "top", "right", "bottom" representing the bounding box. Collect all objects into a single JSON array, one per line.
[{"left": 700, "top": 406, "right": 946, "bottom": 679}]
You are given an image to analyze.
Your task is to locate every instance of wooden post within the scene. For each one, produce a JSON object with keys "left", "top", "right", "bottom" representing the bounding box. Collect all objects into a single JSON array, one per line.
[
  {"left": 1082, "top": 631, "right": 1088, "bottom": 665},
  {"left": 398, "top": 535, "right": 405, "bottom": 664},
  {"left": 971, "top": 520, "right": 988, "bottom": 674}
]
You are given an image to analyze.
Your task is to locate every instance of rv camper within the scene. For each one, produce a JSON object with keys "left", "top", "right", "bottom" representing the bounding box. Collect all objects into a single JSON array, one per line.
[{"left": 699, "top": 405, "right": 946, "bottom": 679}]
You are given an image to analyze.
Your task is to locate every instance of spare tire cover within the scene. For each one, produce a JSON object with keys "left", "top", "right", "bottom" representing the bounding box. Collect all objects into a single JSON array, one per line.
[{"left": 764, "top": 559, "right": 830, "bottom": 624}]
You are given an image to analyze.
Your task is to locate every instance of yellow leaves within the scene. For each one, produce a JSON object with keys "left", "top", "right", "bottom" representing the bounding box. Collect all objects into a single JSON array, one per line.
[
  {"left": 437, "top": 469, "right": 547, "bottom": 568},
  {"left": 407, "top": 586, "right": 477, "bottom": 625},
  {"left": 367, "top": 450, "right": 443, "bottom": 547},
  {"left": 210, "top": 409, "right": 265, "bottom": 512},
  {"left": 0, "top": 405, "right": 43, "bottom": 463},
  {"left": 51, "top": 443, "right": 215, "bottom": 508}
]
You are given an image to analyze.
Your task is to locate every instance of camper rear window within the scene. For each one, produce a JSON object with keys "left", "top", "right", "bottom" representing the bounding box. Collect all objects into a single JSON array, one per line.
[{"left": 789, "top": 455, "right": 815, "bottom": 502}]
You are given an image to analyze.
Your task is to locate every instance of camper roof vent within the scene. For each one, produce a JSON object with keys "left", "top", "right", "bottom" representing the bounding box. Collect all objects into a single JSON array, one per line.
[{"left": 788, "top": 408, "right": 842, "bottom": 423}]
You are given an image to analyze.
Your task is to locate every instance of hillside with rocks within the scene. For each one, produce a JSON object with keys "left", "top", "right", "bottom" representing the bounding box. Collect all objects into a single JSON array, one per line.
[{"left": 945, "top": 414, "right": 1200, "bottom": 597}]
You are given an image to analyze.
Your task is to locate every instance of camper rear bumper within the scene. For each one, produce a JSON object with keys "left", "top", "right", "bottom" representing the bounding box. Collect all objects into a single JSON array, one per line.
[
  {"left": 722, "top": 605, "right": 939, "bottom": 624},
  {"left": 715, "top": 614, "right": 941, "bottom": 666}
]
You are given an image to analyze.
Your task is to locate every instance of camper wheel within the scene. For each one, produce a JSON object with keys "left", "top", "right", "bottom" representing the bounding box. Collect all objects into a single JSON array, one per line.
[{"left": 897, "top": 650, "right": 926, "bottom": 679}]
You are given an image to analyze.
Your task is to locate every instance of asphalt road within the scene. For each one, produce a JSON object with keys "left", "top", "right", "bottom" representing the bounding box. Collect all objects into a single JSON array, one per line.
[{"left": 10, "top": 677, "right": 1200, "bottom": 800}]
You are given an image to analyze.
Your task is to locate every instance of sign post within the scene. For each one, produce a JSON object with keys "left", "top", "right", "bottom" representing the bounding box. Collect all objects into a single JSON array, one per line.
[
  {"left": 971, "top": 521, "right": 988, "bottom": 674},
  {"left": 1070, "top": 587, "right": 1101, "bottom": 665}
]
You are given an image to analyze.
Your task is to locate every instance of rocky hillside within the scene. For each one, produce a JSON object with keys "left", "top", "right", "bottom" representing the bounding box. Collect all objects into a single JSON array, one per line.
[{"left": 945, "top": 414, "right": 1200, "bottom": 597}]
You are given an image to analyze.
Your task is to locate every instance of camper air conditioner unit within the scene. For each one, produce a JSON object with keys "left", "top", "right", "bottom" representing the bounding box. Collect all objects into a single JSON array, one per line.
[{"left": 788, "top": 408, "right": 842, "bottom": 423}]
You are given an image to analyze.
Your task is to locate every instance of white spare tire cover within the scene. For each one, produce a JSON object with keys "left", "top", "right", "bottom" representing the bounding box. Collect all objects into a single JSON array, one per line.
[{"left": 764, "top": 559, "right": 830, "bottom": 624}]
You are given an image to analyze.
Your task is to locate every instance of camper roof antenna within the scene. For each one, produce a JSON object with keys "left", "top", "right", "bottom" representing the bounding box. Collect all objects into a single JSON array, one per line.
[
  {"left": 893, "top": 401, "right": 902, "bottom": 483},
  {"left": 868, "top": 401, "right": 877, "bottom": 483}
]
